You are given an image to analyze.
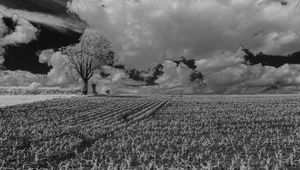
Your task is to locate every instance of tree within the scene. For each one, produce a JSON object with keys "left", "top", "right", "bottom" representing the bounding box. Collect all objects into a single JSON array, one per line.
[
  {"left": 61, "top": 29, "right": 115, "bottom": 95},
  {"left": 145, "top": 63, "right": 163, "bottom": 85},
  {"left": 190, "top": 71, "right": 206, "bottom": 87},
  {"left": 190, "top": 71, "right": 203, "bottom": 82}
]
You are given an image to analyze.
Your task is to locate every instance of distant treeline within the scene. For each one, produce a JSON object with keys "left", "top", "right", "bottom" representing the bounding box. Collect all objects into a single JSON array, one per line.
[{"left": 243, "top": 48, "right": 300, "bottom": 67}]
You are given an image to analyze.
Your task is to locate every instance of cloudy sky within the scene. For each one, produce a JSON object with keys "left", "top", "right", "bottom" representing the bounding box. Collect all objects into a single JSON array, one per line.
[
  {"left": 1, "top": 0, "right": 300, "bottom": 94},
  {"left": 66, "top": 0, "right": 300, "bottom": 67}
]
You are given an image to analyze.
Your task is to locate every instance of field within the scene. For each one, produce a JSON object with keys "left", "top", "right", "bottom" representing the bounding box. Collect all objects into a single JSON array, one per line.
[{"left": 1, "top": 95, "right": 300, "bottom": 169}]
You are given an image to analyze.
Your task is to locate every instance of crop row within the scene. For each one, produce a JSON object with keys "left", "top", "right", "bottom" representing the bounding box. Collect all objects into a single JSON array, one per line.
[{"left": 0, "top": 95, "right": 170, "bottom": 169}]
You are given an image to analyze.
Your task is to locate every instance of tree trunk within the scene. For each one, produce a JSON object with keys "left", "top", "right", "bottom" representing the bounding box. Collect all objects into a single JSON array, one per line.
[
  {"left": 91, "top": 83, "right": 98, "bottom": 95},
  {"left": 82, "top": 80, "right": 88, "bottom": 95}
]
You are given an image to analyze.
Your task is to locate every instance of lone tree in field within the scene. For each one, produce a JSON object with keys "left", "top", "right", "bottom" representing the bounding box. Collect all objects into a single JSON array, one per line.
[{"left": 61, "top": 29, "right": 115, "bottom": 95}]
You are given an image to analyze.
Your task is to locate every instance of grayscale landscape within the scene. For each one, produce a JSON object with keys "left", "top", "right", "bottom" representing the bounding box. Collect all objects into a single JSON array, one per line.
[{"left": 1, "top": 0, "right": 300, "bottom": 169}]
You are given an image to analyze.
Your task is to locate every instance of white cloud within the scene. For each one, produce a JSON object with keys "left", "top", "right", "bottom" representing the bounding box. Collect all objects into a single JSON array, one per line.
[
  {"left": 1, "top": 14, "right": 38, "bottom": 46},
  {"left": 0, "top": 70, "right": 45, "bottom": 87},
  {"left": 261, "top": 31, "right": 299, "bottom": 53},
  {"left": 196, "top": 48, "right": 245, "bottom": 75},
  {"left": 38, "top": 50, "right": 77, "bottom": 87},
  {"left": 38, "top": 49, "right": 55, "bottom": 64},
  {"left": 187, "top": 47, "right": 300, "bottom": 94},
  {"left": 199, "top": 59, "right": 300, "bottom": 94},
  {"left": 156, "top": 61, "right": 194, "bottom": 89}
]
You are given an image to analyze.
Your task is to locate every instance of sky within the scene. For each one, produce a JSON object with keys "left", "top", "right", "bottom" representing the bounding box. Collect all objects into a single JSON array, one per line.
[
  {"left": 1, "top": 0, "right": 300, "bottom": 94},
  {"left": 67, "top": 0, "right": 300, "bottom": 68}
]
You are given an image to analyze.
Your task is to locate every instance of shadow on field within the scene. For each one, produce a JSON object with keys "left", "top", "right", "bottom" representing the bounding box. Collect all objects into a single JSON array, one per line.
[
  {"left": 35, "top": 131, "right": 114, "bottom": 169},
  {"left": 7, "top": 99, "right": 169, "bottom": 169}
]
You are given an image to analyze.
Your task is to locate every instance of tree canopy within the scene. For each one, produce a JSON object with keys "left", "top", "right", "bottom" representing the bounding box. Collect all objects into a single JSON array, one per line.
[{"left": 61, "top": 29, "right": 115, "bottom": 94}]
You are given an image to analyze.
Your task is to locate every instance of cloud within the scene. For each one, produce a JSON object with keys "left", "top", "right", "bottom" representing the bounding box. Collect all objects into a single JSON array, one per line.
[
  {"left": 38, "top": 50, "right": 78, "bottom": 86},
  {"left": 243, "top": 64, "right": 300, "bottom": 88},
  {"left": 153, "top": 60, "right": 204, "bottom": 94},
  {"left": 137, "top": 47, "right": 299, "bottom": 94},
  {"left": 1, "top": 14, "right": 39, "bottom": 46},
  {"left": 0, "top": 70, "right": 45, "bottom": 87},
  {"left": 261, "top": 31, "right": 299, "bottom": 54},
  {"left": 38, "top": 49, "right": 55, "bottom": 64},
  {"left": 0, "top": 5, "right": 85, "bottom": 32},
  {"left": 196, "top": 48, "right": 245, "bottom": 75},
  {"left": 0, "top": 49, "right": 72, "bottom": 87},
  {"left": 2, "top": 0, "right": 300, "bottom": 94},
  {"left": 2, "top": 45, "right": 299, "bottom": 94},
  {"left": 156, "top": 61, "right": 193, "bottom": 88},
  {"left": 0, "top": 13, "right": 39, "bottom": 66},
  {"left": 67, "top": 0, "right": 300, "bottom": 69}
]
